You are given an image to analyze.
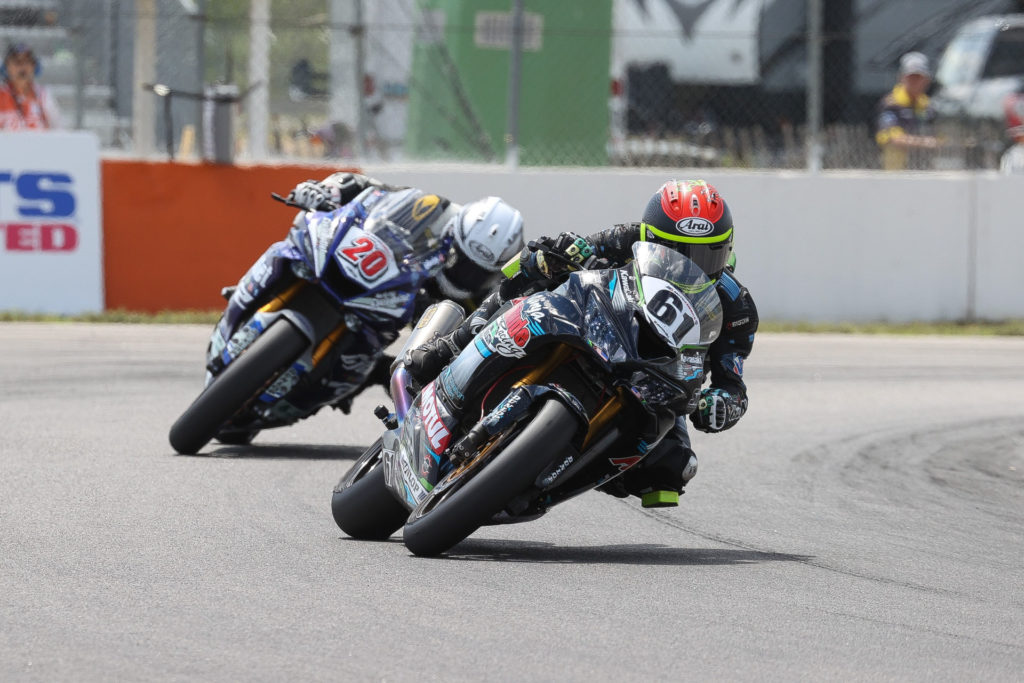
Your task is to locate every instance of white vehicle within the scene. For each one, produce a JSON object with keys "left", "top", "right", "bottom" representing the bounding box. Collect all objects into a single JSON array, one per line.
[{"left": 932, "top": 14, "right": 1024, "bottom": 122}]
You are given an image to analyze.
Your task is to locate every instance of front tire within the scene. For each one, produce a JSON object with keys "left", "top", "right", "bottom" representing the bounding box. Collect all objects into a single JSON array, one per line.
[
  {"left": 169, "top": 319, "right": 309, "bottom": 454},
  {"left": 332, "top": 438, "right": 410, "bottom": 540},
  {"left": 403, "top": 399, "right": 578, "bottom": 557},
  {"left": 214, "top": 427, "right": 260, "bottom": 446}
]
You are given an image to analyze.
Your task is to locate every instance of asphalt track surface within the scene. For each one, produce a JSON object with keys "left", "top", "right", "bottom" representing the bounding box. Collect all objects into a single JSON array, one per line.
[{"left": 2, "top": 323, "right": 1023, "bottom": 681}]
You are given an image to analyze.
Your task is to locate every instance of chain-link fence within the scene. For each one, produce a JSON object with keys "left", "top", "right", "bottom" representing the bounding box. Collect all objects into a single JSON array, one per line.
[{"left": 5, "top": 0, "right": 1024, "bottom": 170}]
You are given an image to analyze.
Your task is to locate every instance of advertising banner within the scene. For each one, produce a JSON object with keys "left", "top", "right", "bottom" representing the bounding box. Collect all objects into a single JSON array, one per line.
[{"left": 0, "top": 131, "right": 102, "bottom": 313}]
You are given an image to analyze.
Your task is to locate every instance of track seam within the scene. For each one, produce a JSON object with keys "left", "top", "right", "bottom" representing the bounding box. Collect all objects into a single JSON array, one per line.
[{"left": 623, "top": 500, "right": 1024, "bottom": 652}]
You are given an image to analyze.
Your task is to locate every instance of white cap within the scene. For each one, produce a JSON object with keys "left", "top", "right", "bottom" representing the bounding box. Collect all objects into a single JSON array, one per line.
[{"left": 899, "top": 52, "right": 930, "bottom": 77}]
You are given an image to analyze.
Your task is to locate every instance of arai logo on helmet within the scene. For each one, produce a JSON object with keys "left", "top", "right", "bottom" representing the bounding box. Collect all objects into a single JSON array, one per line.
[
  {"left": 674, "top": 217, "right": 714, "bottom": 236},
  {"left": 466, "top": 240, "right": 494, "bottom": 262}
]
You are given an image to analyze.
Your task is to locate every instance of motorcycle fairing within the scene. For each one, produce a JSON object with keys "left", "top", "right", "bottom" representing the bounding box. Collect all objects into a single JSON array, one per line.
[
  {"left": 438, "top": 264, "right": 701, "bottom": 413},
  {"left": 440, "top": 291, "right": 589, "bottom": 408},
  {"left": 208, "top": 239, "right": 306, "bottom": 368},
  {"left": 384, "top": 381, "right": 592, "bottom": 513},
  {"left": 291, "top": 201, "right": 442, "bottom": 326},
  {"left": 204, "top": 188, "right": 449, "bottom": 431},
  {"left": 210, "top": 189, "right": 446, "bottom": 375},
  {"left": 382, "top": 378, "right": 461, "bottom": 507}
]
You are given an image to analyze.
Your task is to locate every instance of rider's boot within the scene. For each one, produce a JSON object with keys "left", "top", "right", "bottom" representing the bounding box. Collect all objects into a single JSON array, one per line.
[
  {"left": 639, "top": 452, "right": 698, "bottom": 508},
  {"left": 604, "top": 436, "right": 698, "bottom": 508},
  {"left": 405, "top": 331, "right": 463, "bottom": 390},
  {"left": 405, "top": 291, "right": 507, "bottom": 391}
]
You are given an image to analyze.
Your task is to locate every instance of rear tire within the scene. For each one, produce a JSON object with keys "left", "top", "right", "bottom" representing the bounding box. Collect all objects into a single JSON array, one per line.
[
  {"left": 403, "top": 400, "right": 577, "bottom": 557},
  {"left": 169, "top": 320, "right": 308, "bottom": 454},
  {"left": 332, "top": 438, "right": 410, "bottom": 540}
]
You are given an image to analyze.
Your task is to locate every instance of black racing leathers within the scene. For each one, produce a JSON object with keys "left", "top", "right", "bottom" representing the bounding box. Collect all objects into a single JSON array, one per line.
[
  {"left": 588, "top": 223, "right": 758, "bottom": 494},
  {"left": 586, "top": 223, "right": 758, "bottom": 404}
]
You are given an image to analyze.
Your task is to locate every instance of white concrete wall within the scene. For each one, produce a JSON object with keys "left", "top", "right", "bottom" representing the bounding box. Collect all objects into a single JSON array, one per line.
[
  {"left": 975, "top": 178, "right": 1024, "bottom": 319},
  {"left": 362, "top": 165, "right": 1024, "bottom": 322}
]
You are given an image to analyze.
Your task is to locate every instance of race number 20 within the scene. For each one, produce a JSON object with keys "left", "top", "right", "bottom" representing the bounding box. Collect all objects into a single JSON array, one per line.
[{"left": 340, "top": 237, "right": 388, "bottom": 279}]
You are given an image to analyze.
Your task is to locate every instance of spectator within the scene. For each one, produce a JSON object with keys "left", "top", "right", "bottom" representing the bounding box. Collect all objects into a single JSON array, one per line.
[
  {"left": 1000, "top": 92, "right": 1024, "bottom": 174},
  {"left": 0, "top": 42, "right": 60, "bottom": 130},
  {"left": 875, "top": 51, "right": 937, "bottom": 170}
]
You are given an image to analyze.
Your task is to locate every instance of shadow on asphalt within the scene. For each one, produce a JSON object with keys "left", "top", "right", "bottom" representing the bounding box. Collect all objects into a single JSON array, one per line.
[
  {"left": 435, "top": 539, "right": 812, "bottom": 566},
  {"left": 178, "top": 443, "right": 369, "bottom": 460}
]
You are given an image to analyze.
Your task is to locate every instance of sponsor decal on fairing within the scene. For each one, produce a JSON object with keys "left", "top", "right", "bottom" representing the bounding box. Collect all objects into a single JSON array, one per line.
[
  {"left": 226, "top": 319, "right": 264, "bottom": 358},
  {"left": 263, "top": 365, "right": 301, "bottom": 399},
  {"left": 400, "top": 455, "right": 428, "bottom": 503},
  {"left": 479, "top": 300, "right": 544, "bottom": 359},
  {"left": 419, "top": 382, "right": 452, "bottom": 453},
  {"left": 411, "top": 194, "right": 441, "bottom": 222},
  {"left": 609, "top": 455, "right": 643, "bottom": 472},
  {"left": 345, "top": 289, "right": 413, "bottom": 317}
]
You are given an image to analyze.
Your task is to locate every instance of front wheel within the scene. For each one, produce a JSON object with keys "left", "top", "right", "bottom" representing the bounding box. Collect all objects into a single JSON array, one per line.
[
  {"left": 402, "top": 399, "right": 578, "bottom": 557},
  {"left": 214, "top": 427, "right": 261, "bottom": 446},
  {"left": 169, "top": 319, "right": 309, "bottom": 454},
  {"left": 331, "top": 438, "right": 410, "bottom": 540}
]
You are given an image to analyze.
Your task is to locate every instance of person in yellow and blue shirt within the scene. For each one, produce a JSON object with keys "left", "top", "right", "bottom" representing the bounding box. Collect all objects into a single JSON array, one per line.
[{"left": 876, "top": 52, "right": 938, "bottom": 170}]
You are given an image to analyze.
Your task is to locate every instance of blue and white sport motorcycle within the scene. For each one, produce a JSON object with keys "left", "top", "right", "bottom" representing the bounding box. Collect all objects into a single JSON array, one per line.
[{"left": 169, "top": 187, "right": 452, "bottom": 454}]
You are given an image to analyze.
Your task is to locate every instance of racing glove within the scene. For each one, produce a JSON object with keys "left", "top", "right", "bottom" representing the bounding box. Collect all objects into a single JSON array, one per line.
[
  {"left": 287, "top": 180, "right": 338, "bottom": 211},
  {"left": 519, "top": 232, "right": 596, "bottom": 280},
  {"left": 690, "top": 388, "right": 747, "bottom": 433},
  {"left": 319, "top": 172, "right": 390, "bottom": 205}
]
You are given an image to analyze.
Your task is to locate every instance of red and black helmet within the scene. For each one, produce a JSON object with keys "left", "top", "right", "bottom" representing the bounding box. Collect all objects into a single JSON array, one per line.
[{"left": 639, "top": 179, "right": 734, "bottom": 279}]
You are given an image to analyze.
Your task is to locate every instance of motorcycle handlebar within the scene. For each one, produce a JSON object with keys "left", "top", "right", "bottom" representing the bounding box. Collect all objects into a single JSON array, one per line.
[
  {"left": 270, "top": 192, "right": 339, "bottom": 212},
  {"left": 526, "top": 239, "right": 608, "bottom": 272}
]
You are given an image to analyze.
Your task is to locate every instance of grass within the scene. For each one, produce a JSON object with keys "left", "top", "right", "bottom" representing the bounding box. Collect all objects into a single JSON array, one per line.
[
  {"left": 2, "top": 310, "right": 1024, "bottom": 336},
  {"left": 0, "top": 309, "right": 222, "bottom": 325},
  {"left": 757, "top": 319, "right": 1024, "bottom": 336}
]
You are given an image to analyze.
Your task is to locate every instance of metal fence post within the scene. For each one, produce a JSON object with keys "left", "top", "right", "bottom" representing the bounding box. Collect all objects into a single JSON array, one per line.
[
  {"left": 354, "top": 0, "right": 367, "bottom": 159},
  {"left": 248, "top": 0, "right": 271, "bottom": 160},
  {"left": 132, "top": 0, "right": 157, "bottom": 155},
  {"left": 806, "top": 0, "right": 824, "bottom": 173},
  {"left": 505, "top": 0, "right": 524, "bottom": 170},
  {"left": 329, "top": 0, "right": 360, "bottom": 159}
]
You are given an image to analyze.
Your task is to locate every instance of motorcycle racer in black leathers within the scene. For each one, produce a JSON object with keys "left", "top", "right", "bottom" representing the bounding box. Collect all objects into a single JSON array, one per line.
[{"left": 405, "top": 179, "right": 758, "bottom": 507}]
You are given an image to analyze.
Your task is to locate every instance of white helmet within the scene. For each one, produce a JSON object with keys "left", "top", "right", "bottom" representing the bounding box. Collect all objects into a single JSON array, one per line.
[{"left": 436, "top": 196, "right": 525, "bottom": 299}]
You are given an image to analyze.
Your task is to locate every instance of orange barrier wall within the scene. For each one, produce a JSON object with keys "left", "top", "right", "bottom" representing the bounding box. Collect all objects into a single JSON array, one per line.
[{"left": 102, "top": 159, "right": 355, "bottom": 312}]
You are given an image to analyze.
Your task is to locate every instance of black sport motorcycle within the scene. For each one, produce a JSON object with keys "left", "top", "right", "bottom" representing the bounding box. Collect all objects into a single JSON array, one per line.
[{"left": 331, "top": 241, "right": 723, "bottom": 556}]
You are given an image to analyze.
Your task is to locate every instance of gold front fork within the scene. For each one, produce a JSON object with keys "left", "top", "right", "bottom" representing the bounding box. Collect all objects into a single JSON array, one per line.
[
  {"left": 581, "top": 389, "right": 624, "bottom": 450},
  {"left": 258, "top": 281, "right": 346, "bottom": 368},
  {"left": 513, "top": 344, "right": 574, "bottom": 389},
  {"left": 311, "top": 323, "right": 348, "bottom": 366},
  {"left": 510, "top": 342, "right": 625, "bottom": 451},
  {"left": 258, "top": 280, "right": 305, "bottom": 314}
]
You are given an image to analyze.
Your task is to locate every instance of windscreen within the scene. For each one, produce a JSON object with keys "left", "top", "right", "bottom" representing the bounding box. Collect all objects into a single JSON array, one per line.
[
  {"left": 361, "top": 188, "right": 449, "bottom": 262},
  {"left": 632, "top": 241, "right": 722, "bottom": 347}
]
